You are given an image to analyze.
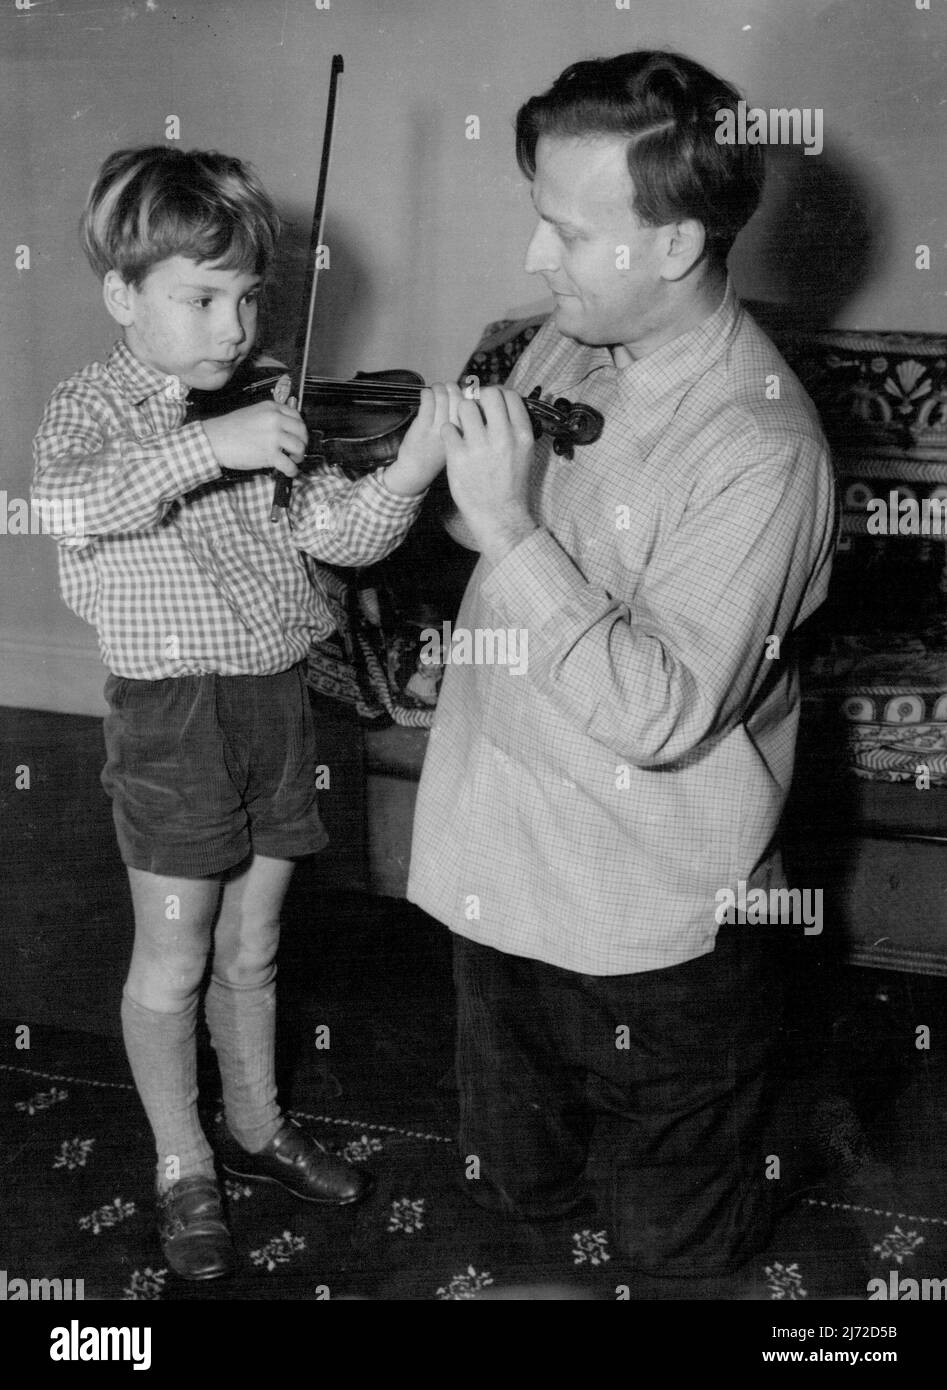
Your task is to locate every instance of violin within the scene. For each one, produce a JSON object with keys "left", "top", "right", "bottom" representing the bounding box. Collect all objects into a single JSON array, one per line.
[{"left": 187, "top": 365, "right": 605, "bottom": 479}]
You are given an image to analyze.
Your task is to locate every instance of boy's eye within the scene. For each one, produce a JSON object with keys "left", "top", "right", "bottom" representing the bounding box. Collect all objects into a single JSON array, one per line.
[
  {"left": 191, "top": 297, "right": 213, "bottom": 309},
  {"left": 243, "top": 290, "right": 260, "bottom": 306}
]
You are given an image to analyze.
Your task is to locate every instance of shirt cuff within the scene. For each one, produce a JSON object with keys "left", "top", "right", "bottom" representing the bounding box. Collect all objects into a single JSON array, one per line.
[
  {"left": 173, "top": 421, "right": 231, "bottom": 492},
  {"left": 362, "top": 467, "right": 427, "bottom": 517},
  {"left": 479, "top": 526, "right": 587, "bottom": 630}
]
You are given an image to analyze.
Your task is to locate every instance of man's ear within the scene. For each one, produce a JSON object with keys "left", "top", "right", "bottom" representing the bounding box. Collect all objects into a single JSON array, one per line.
[
  {"left": 102, "top": 269, "right": 135, "bottom": 326},
  {"left": 661, "top": 219, "right": 706, "bottom": 282}
]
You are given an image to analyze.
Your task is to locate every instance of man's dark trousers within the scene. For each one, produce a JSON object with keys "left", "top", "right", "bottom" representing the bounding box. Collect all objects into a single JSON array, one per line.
[{"left": 452, "top": 924, "right": 784, "bottom": 1278}]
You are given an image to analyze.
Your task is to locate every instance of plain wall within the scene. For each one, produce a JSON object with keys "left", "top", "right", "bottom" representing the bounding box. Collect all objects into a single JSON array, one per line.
[{"left": 1, "top": 0, "right": 944, "bottom": 716}]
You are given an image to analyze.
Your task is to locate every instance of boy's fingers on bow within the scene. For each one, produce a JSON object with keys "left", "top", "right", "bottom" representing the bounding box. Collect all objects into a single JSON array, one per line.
[
  {"left": 278, "top": 421, "right": 307, "bottom": 464},
  {"left": 280, "top": 412, "right": 308, "bottom": 445}
]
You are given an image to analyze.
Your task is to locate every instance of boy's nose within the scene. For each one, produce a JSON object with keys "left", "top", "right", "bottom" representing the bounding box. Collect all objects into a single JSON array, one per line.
[{"left": 218, "top": 307, "right": 247, "bottom": 346}]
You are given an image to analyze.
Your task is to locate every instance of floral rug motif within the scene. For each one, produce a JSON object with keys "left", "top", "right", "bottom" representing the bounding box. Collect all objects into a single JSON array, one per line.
[{"left": 3, "top": 1028, "right": 946, "bottom": 1303}]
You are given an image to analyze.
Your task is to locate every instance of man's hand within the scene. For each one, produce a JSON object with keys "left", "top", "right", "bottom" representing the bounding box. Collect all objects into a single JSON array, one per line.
[
  {"left": 441, "top": 385, "right": 538, "bottom": 565},
  {"left": 202, "top": 401, "right": 308, "bottom": 477},
  {"left": 385, "top": 383, "right": 463, "bottom": 496}
]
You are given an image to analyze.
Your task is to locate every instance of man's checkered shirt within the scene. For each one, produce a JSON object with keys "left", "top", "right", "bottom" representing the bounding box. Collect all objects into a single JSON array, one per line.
[
  {"left": 32, "top": 341, "right": 422, "bottom": 679},
  {"left": 408, "top": 282, "right": 838, "bottom": 975}
]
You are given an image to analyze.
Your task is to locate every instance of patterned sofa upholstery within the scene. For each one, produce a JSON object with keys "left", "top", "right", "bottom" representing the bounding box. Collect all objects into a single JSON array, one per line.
[{"left": 772, "top": 322, "right": 947, "bottom": 786}]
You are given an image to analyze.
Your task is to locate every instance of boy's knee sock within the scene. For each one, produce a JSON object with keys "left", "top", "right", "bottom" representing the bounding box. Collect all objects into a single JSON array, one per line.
[
  {"left": 205, "top": 970, "right": 281, "bottom": 1153},
  {"left": 120, "top": 988, "right": 215, "bottom": 1193}
]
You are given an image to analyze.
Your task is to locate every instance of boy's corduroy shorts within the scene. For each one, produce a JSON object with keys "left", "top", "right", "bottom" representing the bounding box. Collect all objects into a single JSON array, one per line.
[{"left": 101, "top": 662, "right": 328, "bottom": 877}]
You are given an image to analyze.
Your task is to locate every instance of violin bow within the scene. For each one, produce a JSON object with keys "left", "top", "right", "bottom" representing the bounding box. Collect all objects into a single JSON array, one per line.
[{"left": 271, "top": 52, "right": 345, "bottom": 522}]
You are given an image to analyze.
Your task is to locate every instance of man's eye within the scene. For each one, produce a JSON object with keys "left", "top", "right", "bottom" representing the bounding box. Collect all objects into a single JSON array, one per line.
[
  {"left": 243, "top": 291, "right": 260, "bottom": 306},
  {"left": 191, "top": 297, "right": 212, "bottom": 308}
]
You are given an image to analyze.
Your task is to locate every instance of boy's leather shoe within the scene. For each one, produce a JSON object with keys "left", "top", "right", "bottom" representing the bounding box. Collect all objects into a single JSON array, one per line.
[
  {"left": 156, "top": 1175, "right": 235, "bottom": 1281},
  {"left": 215, "top": 1115, "right": 372, "bottom": 1206}
]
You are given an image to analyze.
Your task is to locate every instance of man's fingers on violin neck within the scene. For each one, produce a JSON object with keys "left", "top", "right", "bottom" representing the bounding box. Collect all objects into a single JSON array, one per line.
[
  {"left": 500, "top": 387, "right": 535, "bottom": 437},
  {"left": 440, "top": 420, "right": 464, "bottom": 452},
  {"left": 456, "top": 395, "right": 488, "bottom": 435},
  {"left": 477, "top": 385, "right": 518, "bottom": 431}
]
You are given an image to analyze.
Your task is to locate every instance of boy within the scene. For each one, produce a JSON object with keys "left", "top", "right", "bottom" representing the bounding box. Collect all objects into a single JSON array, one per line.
[{"left": 32, "top": 145, "right": 457, "bottom": 1280}]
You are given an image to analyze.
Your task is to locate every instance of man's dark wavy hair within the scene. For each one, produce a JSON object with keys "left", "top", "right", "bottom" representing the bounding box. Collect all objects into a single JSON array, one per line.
[{"left": 515, "top": 51, "right": 765, "bottom": 265}]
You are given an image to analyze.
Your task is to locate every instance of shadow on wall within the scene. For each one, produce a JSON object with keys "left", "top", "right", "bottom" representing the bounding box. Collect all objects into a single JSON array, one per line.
[
  {"left": 261, "top": 210, "right": 372, "bottom": 375},
  {"left": 262, "top": 132, "right": 886, "bottom": 361},
  {"left": 733, "top": 140, "right": 884, "bottom": 332}
]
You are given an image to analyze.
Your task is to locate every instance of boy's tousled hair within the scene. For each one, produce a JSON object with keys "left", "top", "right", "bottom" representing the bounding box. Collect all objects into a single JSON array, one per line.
[
  {"left": 515, "top": 51, "right": 765, "bottom": 264},
  {"left": 81, "top": 145, "right": 280, "bottom": 287}
]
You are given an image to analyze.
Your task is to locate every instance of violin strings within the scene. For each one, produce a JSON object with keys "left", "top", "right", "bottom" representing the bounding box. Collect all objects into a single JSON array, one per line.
[
  {"left": 246, "top": 374, "right": 563, "bottom": 422},
  {"left": 296, "top": 377, "right": 559, "bottom": 417}
]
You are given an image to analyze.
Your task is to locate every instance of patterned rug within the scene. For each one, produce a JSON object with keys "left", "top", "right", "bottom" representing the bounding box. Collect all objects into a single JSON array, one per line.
[{"left": 3, "top": 1004, "right": 946, "bottom": 1305}]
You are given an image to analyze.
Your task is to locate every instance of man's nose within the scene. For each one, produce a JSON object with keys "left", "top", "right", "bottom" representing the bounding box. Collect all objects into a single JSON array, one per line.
[{"left": 524, "top": 221, "right": 559, "bottom": 276}]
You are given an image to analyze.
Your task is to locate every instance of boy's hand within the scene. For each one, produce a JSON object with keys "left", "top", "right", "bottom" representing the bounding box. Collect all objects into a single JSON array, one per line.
[
  {"left": 202, "top": 401, "right": 308, "bottom": 477},
  {"left": 385, "top": 383, "right": 462, "bottom": 496}
]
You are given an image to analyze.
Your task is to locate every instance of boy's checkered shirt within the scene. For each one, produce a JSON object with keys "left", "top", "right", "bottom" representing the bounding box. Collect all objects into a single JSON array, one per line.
[{"left": 32, "top": 341, "right": 423, "bottom": 679}]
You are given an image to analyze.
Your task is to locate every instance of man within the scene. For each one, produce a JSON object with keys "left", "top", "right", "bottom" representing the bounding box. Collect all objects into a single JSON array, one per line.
[{"left": 408, "top": 51, "right": 837, "bottom": 1288}]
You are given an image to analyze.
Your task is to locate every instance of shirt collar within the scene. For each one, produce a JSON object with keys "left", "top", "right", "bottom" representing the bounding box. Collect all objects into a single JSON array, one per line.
[
  {"left": 106, "top": 340, "right": 190, "bottom": 406},
  {"left": 611, "top": 278, "right": 741, "bottom": 400}
]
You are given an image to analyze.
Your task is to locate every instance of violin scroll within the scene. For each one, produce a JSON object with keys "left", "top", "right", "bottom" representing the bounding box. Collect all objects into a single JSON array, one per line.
[
  {"left": 554, "top": 397, "right": 605, "bottom": 448},
  {"left": 525, "top": 386, "right": 604, "bottom": 460}
]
